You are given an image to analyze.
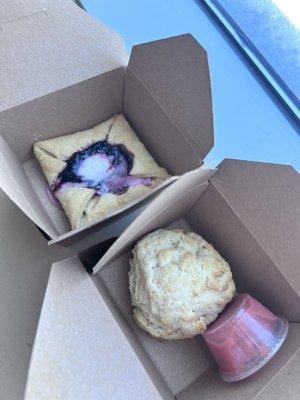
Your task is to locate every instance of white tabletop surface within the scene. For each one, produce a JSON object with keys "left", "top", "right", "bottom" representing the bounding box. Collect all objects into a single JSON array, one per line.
[{"left": 0, "top": 1, "right": 299, "bottom": 399}]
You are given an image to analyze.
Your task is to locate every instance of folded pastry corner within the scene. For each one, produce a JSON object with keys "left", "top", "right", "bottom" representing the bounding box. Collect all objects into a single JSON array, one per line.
[{"left": 34, "top": 114, "right": 170, "bottom": 230}]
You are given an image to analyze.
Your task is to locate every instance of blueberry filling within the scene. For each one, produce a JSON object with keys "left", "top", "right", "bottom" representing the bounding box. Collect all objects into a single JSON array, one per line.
[{"left": 53, "top": 140, "right": 152, "bottom": 195}]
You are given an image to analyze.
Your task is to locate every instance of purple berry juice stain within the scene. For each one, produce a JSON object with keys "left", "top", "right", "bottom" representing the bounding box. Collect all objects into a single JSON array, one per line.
[{"left": 52, "top": 140, "right": 151, "bottom": 195}]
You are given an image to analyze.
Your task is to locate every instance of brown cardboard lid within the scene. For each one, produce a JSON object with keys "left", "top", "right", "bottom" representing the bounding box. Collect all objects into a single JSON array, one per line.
[
  {"left": 126, "top": 34, "right": 214, "bottom": 165},
  {"left": 24, "top": 257, "right": 163, "bottom": 400},
  {"left": 211, "top": 159, "right": 300, "bottom": 301},
  {"left": 0, "top": 0, "right": 128, "bottom": 112}
]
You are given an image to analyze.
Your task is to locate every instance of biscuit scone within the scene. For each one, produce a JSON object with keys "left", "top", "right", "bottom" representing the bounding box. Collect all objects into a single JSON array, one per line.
[
  {"left": 34, "top": 114, "right": 170, "bottom": 229},
  {"left": 129, "top": 229, "right": 236, "bottom": 340}
]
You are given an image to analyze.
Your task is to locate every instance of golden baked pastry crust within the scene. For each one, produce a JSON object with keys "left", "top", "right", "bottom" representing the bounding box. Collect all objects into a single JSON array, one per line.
[
  {"left": 129, "top": 229, "right": 236, "bottom": 340},
  {"left": 34, "top": 114, "right": 170, "bottom": 229}
]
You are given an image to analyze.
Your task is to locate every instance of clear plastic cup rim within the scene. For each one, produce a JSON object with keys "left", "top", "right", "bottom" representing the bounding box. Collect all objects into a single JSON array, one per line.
[{"left": 219, "top": 317, "right": 289, "bottom": 383}]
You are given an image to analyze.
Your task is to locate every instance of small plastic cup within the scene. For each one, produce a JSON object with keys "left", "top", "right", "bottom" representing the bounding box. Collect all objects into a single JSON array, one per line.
[{"left": 202, "top": 293, "right": 289, "bottom": 382}]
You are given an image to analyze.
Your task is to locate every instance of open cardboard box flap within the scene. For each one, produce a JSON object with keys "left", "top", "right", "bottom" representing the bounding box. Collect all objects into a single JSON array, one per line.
[
  {"left": 125, "top": 34, "right": 214, "bottom": 172},
  {"left": 0, "top": 1, "right": 213, "bottom": 250},
  {"left": 0, "top": 0, "right": 128, "bottom": 112},
  {"left": 25, "top": 159, "right": 300, "bottom": 400},
  {"left": 24, "top": 256, "right": 164, "bottom": 400}
]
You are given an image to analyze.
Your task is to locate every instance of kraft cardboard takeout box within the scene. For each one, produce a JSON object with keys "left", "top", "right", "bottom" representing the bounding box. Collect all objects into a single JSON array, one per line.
[
  {"left": 0, "top": 0, "right": 213, "bottom": 252},
  {"left": 2, "top": 1, "right": 299, "bottom": 398},
  {"left": 25, "top": 160, "right": 300, "bottom": 400}
]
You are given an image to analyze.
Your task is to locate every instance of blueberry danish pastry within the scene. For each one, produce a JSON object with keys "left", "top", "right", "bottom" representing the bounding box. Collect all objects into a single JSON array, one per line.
[{"left": 34, "top": 114, "right": 169, "bottom": 229}]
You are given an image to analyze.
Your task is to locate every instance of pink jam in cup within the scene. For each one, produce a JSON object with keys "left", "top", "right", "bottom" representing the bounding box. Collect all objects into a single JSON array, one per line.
[{"left": 202, "top": 293, "right": 289, "bottom": 382}]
